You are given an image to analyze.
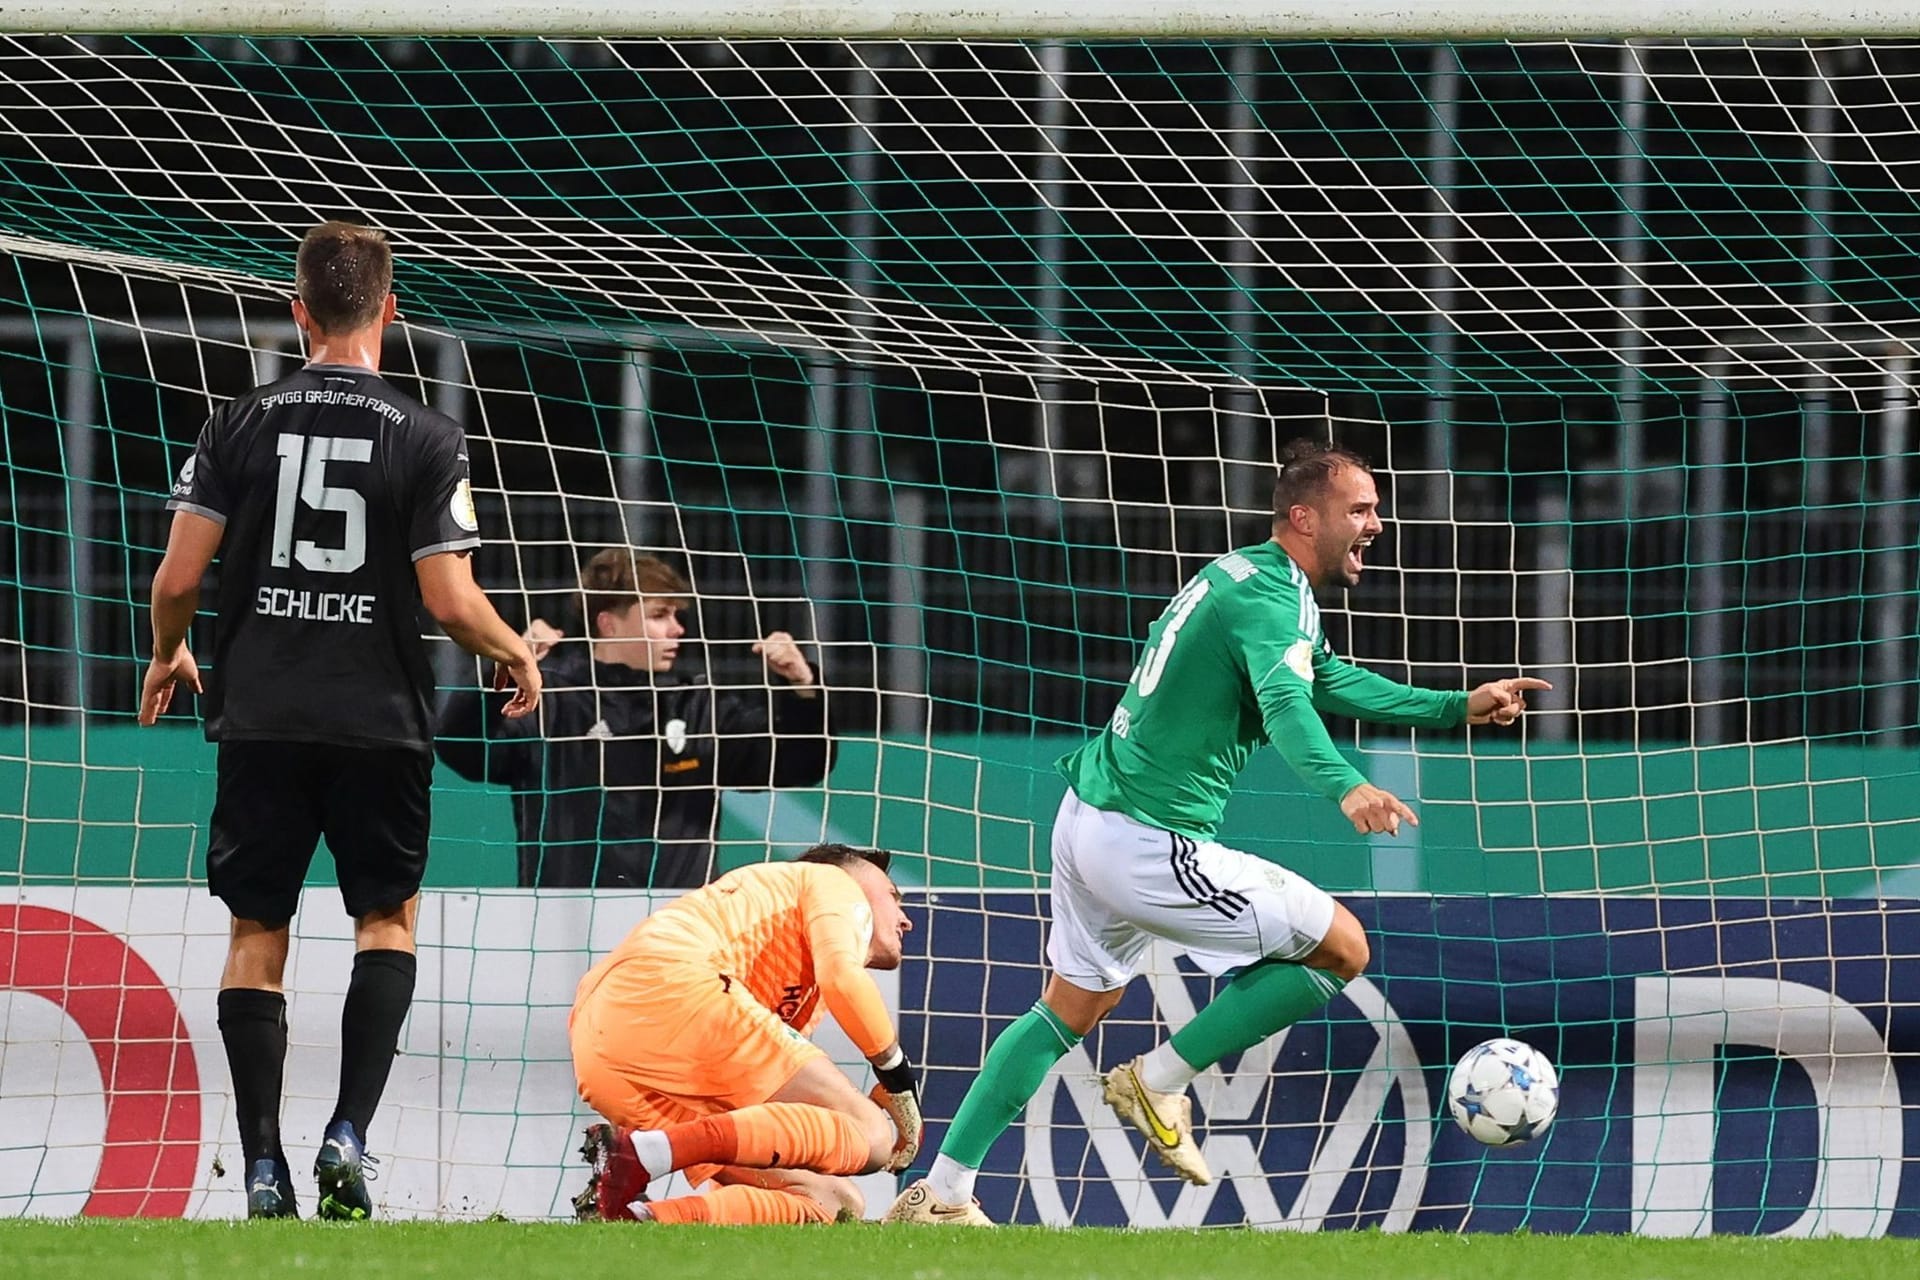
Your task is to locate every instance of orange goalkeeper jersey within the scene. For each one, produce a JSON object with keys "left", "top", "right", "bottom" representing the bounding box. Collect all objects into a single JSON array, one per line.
[{"left": 575, "top": 861, "right": 896, "bottom": 1058}]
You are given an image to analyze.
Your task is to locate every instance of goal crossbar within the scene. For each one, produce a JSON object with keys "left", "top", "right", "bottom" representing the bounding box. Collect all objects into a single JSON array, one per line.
[{"left": 4, "top": 2, "right": 1916, "bottom": 39}]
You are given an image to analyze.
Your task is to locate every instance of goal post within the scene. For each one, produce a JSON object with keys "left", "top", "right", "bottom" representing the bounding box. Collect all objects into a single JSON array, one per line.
[{"left": 1, "top": 16, "right": 1917, "bottom": 1232}]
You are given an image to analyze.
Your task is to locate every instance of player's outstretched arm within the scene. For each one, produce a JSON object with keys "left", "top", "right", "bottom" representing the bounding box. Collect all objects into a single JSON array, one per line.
[
  {"left": 415, "top": 551, "right": 541, "bottom": 717},
  {"left": 807, "top": 920, "right": 899, "bottom": 1060},
  {"left": 1233, "top": 626, "right": 1430, "bottom": 836},
  {"left": 1466, "top": 677, "right": 1552, "bottom": 726},
  {"left": 140, "top": 510, "right": 223, "bottom": 725},
  {"left": 806, "top": 902, "right": 924, "bottom": 1171},
  {"left": 1311, "top": 649, "right": 1472, "bottom": 728},
  {"left": 1255, "top": 675, "right": 1421, "bottom": 837}
]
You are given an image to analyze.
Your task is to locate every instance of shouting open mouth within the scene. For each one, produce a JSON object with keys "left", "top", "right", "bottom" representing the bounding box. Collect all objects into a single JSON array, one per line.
[{"left": 1345, "top": 537, "right": 1372, "bottom": 577}]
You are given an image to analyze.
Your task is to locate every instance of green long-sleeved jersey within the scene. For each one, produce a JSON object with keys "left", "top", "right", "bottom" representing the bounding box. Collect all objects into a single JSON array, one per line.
[{"left": 1058, "top": 540, "right": 1468, "bottom": 841}]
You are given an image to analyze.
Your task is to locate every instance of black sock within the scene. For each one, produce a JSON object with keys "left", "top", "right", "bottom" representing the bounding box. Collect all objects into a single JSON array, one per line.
[
  {"left": 330, "top": 948, "right": 418, "bottom": 1143},
  {"left": 216, "top": 987, "right": 288, "bottom": 1170}
]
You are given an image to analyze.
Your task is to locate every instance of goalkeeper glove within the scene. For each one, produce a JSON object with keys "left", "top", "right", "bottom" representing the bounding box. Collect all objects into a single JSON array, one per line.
[{"left": 869, "top": 1052, "right": 923, "bottom": 1173}]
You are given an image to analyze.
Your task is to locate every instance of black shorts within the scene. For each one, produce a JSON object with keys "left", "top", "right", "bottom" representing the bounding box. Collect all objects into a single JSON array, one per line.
[{"left": 206, "top": 740, "right": 432, "bottom": 926}]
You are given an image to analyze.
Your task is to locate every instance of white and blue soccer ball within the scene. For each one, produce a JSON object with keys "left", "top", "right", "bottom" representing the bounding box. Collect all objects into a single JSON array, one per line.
[{"left": 1446, "top": 1037, "right": 1560, "bottom": 1147}]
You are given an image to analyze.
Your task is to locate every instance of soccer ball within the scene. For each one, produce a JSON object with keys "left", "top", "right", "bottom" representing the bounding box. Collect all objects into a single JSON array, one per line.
[{"left": 1446, "top": 1037, "right": 1559, "bottom": 1147}]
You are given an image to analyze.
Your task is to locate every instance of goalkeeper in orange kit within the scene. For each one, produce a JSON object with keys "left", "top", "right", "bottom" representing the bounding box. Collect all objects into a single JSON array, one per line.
[{"left": 569, "top": 844, "right": 921, "bottom": 1224}]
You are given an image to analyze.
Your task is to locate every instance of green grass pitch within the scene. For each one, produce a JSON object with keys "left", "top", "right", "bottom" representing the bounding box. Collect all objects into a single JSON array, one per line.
[{"left": 5, "top": 1221, "right": 1918, "bottom": 1280}]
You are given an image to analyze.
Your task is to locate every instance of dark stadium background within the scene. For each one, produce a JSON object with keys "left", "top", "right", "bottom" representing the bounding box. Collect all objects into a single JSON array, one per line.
[{"left": 1, "top": 36, "right": 1914, "bottom": 745}]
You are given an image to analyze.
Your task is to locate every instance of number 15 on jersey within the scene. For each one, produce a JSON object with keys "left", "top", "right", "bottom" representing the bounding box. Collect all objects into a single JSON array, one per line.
[{"left": 272, "top": 432, "right": 369, "bottom": 574}]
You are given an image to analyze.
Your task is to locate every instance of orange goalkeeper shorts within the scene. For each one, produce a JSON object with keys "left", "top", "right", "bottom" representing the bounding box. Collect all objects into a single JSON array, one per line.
[{"left": 569, "top": 961, "right": 826, "bottom": 1134}]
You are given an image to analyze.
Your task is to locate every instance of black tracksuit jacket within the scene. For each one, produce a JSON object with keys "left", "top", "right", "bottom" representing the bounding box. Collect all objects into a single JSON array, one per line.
[{"left": 434, "top": 645, "right": 835, "bottom": 887}]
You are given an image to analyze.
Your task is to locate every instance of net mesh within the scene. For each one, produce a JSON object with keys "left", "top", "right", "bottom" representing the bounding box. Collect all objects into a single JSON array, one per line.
[{"left": 2, "top": 34, "right": 1916, "bottom": 1228}]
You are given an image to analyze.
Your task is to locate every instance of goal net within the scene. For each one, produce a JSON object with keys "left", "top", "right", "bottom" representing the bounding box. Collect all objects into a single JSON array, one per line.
[{"left": 2, "top": 21, "right": 1916, "bottom": 1233}]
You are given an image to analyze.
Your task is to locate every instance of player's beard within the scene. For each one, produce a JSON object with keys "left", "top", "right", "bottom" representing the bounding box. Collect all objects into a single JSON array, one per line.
[{"left": 1322, "top": 529, "right": 1363, "bottom": 587}]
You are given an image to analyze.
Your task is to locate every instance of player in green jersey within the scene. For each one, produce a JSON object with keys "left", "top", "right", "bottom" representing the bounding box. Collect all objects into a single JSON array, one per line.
[{"left": 885, "top": 439, "right": 1548, "bottom": 1224}]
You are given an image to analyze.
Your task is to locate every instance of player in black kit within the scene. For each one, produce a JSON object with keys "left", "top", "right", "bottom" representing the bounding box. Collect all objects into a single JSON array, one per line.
[{"left": 139, "top": 222, "right": 542, "bottom": 1221}]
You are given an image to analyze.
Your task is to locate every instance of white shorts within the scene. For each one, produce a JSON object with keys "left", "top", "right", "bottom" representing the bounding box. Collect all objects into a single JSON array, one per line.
[{"left": 1045, "top": 788, "right": 1339, "bottom": 992}]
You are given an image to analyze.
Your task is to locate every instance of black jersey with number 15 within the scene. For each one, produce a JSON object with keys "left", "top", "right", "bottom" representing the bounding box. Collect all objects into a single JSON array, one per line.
[{"left": 166, "top": 363, "right": 480, "bottom": 752}]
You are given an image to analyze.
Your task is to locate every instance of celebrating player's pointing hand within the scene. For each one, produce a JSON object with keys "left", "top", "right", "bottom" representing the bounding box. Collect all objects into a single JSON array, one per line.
[
  {"left": 1466, "top": 676, "right": 1552, "bottom": 726},
  {"left": 1340, "top": 782, "right": 1419, "bottom": 836}
]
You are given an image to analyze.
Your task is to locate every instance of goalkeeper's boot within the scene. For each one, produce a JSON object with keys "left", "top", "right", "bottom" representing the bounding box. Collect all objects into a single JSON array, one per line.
[
  {"left": 576, "top": 1122, "right": 648, "bottom": 1222},
  {"left": 245, "top": 1156, "right": 298, "bottom": 1219},
  {"left": 1102, "top": 1056, "right": 1213, "bottom": 1185},
  {"left": 314, "top": 1119, "right": 377, "bottom": 1221},
  {"left": 880, "top": 1179, "right": 994, "bottom": 1226}
]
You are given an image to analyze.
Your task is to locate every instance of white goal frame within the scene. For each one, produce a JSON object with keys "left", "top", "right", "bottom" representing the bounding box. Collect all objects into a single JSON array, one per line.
[
  {"left": 2, "top": 5, "right": 1917, "bottom": 1233},
  {"left": 0, "top": 1, "right": 1912, "bottom": 39}
]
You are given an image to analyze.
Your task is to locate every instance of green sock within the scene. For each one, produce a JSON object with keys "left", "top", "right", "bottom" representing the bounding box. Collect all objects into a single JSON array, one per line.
[
  {"left": 1167, "top": 960, "right": 1346, "bottom": 1072},
  {"left": 938, "top": 1001, "right": 1082, "bottom": 1169}
]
